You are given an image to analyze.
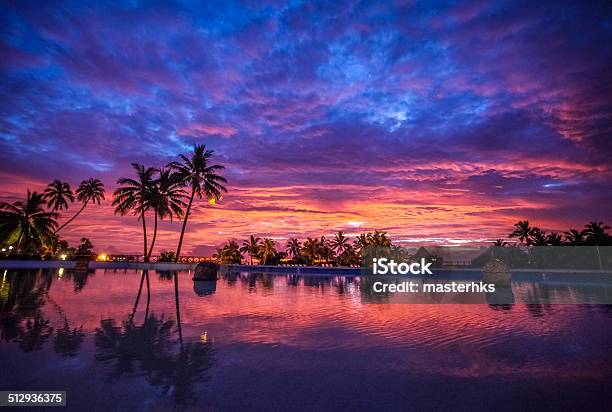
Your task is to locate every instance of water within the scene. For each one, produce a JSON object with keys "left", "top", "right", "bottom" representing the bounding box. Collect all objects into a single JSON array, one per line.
[{"left": 0, "top": 268, "right": 611, "bottom": 411}]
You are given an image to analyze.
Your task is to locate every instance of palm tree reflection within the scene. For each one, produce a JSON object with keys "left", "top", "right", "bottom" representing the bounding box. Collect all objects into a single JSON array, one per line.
[
  {"left": 53, "top": 321, "right": 85, "bottom": 357},
  {"left": 95, "top": 268, "right": 215, "bottom": 407},
  {"left": 0, "top": 269, "right": 87, "bottom": 356},
  {"left": 94, "top": 314, "right": 215, "bottom": 407},
  {"left": 18, "top": 314, "right": 53, "bottom": 352},
  {"left": 0, "top": 269, "right": 53, "bottom": 347},
  {"left": 61, "top": 269, "right": 93, "bottom": 293},
  {"left": 129, "top": 270, "right": 151, "bottom": 323},
  {"left": 47, "top": 295, "right": 85, "bottom": 357}
]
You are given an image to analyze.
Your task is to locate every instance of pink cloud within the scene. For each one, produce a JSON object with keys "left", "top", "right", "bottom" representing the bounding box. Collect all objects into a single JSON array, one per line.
[{"left": 179, "top": 122, "right": 238, "bottom": 138}]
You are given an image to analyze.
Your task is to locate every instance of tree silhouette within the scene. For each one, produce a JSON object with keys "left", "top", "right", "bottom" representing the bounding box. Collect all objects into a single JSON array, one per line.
[
  {"left": 113, "top": 164, "right": 156, "bottom": 262},
  {"left": 286, "top": 238, "right": 302, "bottom": 261},
  {"left": 43, "top": 180, "right": 74, "bottom": 212},
  {"left": 330, "top": 231, "right": 350, "bottom": 254},
  {"left": 240, "top": 235, "right": 261, "bottom": 265},
  {"left": 584, "top": 221, "right": 612, "bottom": 245},
  {"left": 167, "top": 144, "right": 227, "bottom": 262},
  {"left": 55, "top": 178, "right": 105, "bottom": 234},
  {"left": 509, "top": 220, "right": 534, "bottom": 245},
  {"left": 145, "top": 168, "right": 187, "bottom": 260},
  {"left": 0, "top": 191, "right": 57, "bottom": 253},
  {"left": 564, "top": 229, "right": 586, "bottom": 245},
  {"left": 258, "top": 238, "right": 277, "bottom": 265}
]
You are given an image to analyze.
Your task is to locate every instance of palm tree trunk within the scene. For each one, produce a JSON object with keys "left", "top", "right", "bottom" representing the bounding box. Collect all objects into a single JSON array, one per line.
[
  {"left": 14, "top": 230, "right": 24, "bottom": 254},
  {"left": 175, "top": 188, "right": 195, "bottom": 262},
  {"left": 146, "top": 210, "right": 158, "bottom": 261},
  {"left": 129, "top": 270, "right": 147, "bottom": 323},
  {"left": 145, "top": 269, "right": 150, "bottom": 320},
  {"left": 55, "top": 201, "right": 87, "bottom": 234},
  {"left": 174, "top": 271, "right": 183, "bottom": 344},
  {"left": 141, "top": 211, "right": 148, "bottom": 262},
  {"left": 144, "top": 287, "right": 150, "bottom": 321}
]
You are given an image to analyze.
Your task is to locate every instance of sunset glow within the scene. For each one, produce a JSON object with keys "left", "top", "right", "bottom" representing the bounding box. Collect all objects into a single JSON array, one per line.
[{"left": 1, "top": 1, "right": 611, "bottom": 254}]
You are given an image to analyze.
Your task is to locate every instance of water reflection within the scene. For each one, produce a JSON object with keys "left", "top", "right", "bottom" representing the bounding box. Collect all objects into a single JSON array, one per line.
[
  {"left": 54, "top": 268, "right": 94, "bottom": 293},
  {"left": 54, "top": 321, "right": 85, "bottom": 357},
  {"left": 129, "top": 270, "right": 151, "bottom": 323},
  {"left": 157, "top": 271, "right": 175, "bottom": 282},
  {"left": 485, "top": 284, "right": 515, "bottom": 307},
  {"left": 286, "top": 274, "right": 299, "bottom": 286},
  {"left": 0, "top": 267, "right": 216, "bottom": 409},
  {"left": 1, "top": 268, "right": 611, "bottom": 411},
  {"left": 0, "top": 269, "right": 53, "bottom": 346},
  {"left": 194, "top": 280, "right": 217, "bottom": 296},
  {"left": 94, "top": 314, "right": 215, "bottom": 407},
  {"left": 0, "top": 269, "right": 86, "bottom": 356},
  {"left": 17, "top": 314, "right": 52, "bottom": 352},
  {"left": 49, "top": 295, "right": 85, "bottom": 357}
]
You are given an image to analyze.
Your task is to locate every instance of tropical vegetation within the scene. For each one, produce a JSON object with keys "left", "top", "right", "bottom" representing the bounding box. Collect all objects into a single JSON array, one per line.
[
  {"left": 167, "top": 144, "right": 227, "bottom": 262},
  {"left": 0, "top": 190, "right": 58, "bottom": 254},
  {"left": 215, "top": 230, "right": 392, "bottom": 266},
  {"left": 478, "top": 220, "right": 612, "bottom": 270},
  {"left": 2, "top": 155, "right": 611, "bottom": 272},
  {"left": 508, "top": 220, "right": 612, "bottom": 246},
  {"left": 54, "top": 178, "right": 105, "bottom": 234},
  {"left": 0, "top": 144, "right": 227, "bottom": 262},
  {"left": 0, "top": 183, "right": 106, "bottom": 259}
]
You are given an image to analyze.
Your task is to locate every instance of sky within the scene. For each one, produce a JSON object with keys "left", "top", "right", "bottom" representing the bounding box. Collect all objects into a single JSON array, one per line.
[{"left": 1, "top": 0, "right": 611, "bottom": 255}]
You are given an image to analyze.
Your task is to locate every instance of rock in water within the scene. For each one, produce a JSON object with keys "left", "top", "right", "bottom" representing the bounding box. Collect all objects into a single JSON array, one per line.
[
  {"left": 482, "top": 259, "right": 512, "bottom": 287},
  {"left": 193, "top": 262, "right": 219, "bottom": 280},
  {"left": 194, "top": 280, "right": 217, "bottom": 296}
]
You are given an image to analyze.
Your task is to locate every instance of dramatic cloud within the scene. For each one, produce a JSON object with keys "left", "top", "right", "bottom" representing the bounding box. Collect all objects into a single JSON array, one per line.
[{"left": 1, "top": 0, "right": 611, "bottom": 253}]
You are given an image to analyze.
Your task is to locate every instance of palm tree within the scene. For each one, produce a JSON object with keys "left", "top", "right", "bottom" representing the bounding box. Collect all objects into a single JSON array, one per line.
[
  {"left": 583, "top": 221, "right": 611, "bottom": 270},
  {"left": 227, "top": 240, "right": 242, "bottom": 263},
  {"left": 492, "top": 239, "right": 508, "bottom": 246},
  {"left": 286, "top": 238, "right": 302, "bottom": 261},
  {"left": 369, "top": 230, "right": 391, "bottom": 247},
  {"left": 112, "top": 164, "right": 156, "bottom": 261},
  {"left": 509, "top": 220, "right": 534, "bottom": 245},
  {"left": 337, "top": 244, "right": 359, "bottom": 266},
  {"left": 0, "top": 190, "right": 58, "bottom": 252},
  {"left": 168, "top": 145, "right": 227, "bottom": 262},
  {"left": 330, "top": 231, "right": 350, "bottom": 255},
  {"left": 55, "top": 178, "right": 105, "bottom": 234},
  {"left": 146, "top": 169, "right": 187, "bottom": 261},
  {"left": 217, "top": 240, "right": 241, "bottom": 264},
  {"left": 546, "top": 232, "right": 564, "bottom": 246},
  {"left": 258, "top": 238, "right": 277, "bottom": 265},
  {"left": 353, "top": 233, "right": 370, "bottom": 254},
  {"left": 564, "top": 229, "right": 586, "bottom": 245},
  {"left": 301, "top": 237, "right": 319, "bottom": 265},
  {"left": 318, "top": 236, "right": 334, "bottom": 264},
  {"left": 43, "top": 180, "right": 74, "bottom": 212},
  {"left": 240, "top": 235, "right": 261, "bottom": 265},
  {"left": 529, "top": 227, "right": 548, "bottom": 246},
  {"left": 583, "top": 221, "right": 611, "bottom": 245}
]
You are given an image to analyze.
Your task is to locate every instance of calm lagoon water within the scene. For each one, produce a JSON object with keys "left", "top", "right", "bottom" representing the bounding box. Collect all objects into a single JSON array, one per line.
[{"left": 0, "top": 268, "right": 611, "bottom": 411}]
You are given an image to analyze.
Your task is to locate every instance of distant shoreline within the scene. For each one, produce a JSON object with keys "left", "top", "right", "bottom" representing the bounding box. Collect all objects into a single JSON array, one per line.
[
  {"left": 0, "top": 260, "right": 196, "bottom": 270},
  {"left": 2, "top": 260, "right": 611, "bottom": 276}
]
